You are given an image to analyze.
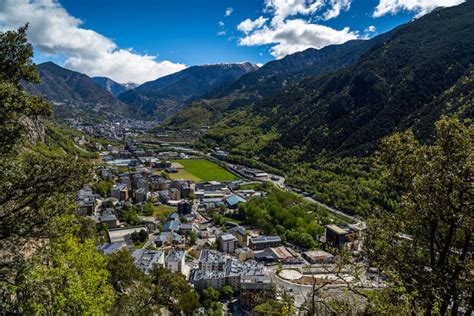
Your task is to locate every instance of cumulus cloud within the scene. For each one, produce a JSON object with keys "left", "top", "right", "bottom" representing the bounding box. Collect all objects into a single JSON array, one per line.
[
  {"left": 0, "top": 0, "right": 186, "bottom": 84},
  {"left": 373, "top": 0, "right": 464, "bottom": 17},
  {"left": 225, "top": 7, "right": 234, "bottom": 17},
  {"left": 237, "top": 0, "right": 356, "bottom": 59},
  {"left": 237, "top": 17, "right": 268, "bottom": 34},
  {"left": 239, "top": 19, "right": 356, "bottom": 58}
]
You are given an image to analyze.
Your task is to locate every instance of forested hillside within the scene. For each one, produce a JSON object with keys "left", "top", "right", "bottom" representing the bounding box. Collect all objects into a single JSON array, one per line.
[
  {"left": 164, "top": 31, "right": 395, "bottom": 130},
  {"left": 200, "top": 2, "right": 474, "bottom": 215}
]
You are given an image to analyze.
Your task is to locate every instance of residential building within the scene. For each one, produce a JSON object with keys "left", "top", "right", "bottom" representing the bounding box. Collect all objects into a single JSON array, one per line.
[
  {"left": 179, "top": 223, "right": 194, "bottom": 235},
  {"left": 163, "top": 220, "right": 180, "bottom": 232},
  {"left": 134, "top": 188, "right": 148, "bottom": 203},
  {"left": 248, "top": 236, "right": 281, "bottom": 250},
  {"left": 155, "top": 232, "right": 183, "bottom": 246},
  {"left": 199, "top": 249, "right": 226, "bottom": 272},
  {"left": 97, "top": 241, "right": 128, "bottom": 255},
  {"left": 165, "top": 249, "right": 185, "bottom": 273},
  {"left": 177, "top": 200, "right": 192, "bottom": 215},
  {"left": 218, "top": 233, "right": 238, "bottom": 253},
  {"left": 132, "top": 248, "right": 165, "bottom": 274},
  {"left": 99, "top": 212, "right": 119, "bottom": 229},
  {"left": 111, "top": 184, "right": 129, "bottom": 201},
  {"left": 168, "top": 187, "right": 180, "bottom": 200},
  {"left": 228, "top": 226, "right": 247, "bottom": 247}
]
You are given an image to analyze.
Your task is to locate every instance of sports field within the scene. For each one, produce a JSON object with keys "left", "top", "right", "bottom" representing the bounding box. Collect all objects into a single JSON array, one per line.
[{"left": 169, "top": 159, "right": 239, "bottom": 181}]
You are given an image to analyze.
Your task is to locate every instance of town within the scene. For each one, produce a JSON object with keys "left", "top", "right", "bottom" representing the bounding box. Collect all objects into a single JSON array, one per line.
[{"left": 74, "top": 128, "right": 378, "bottom": 314}]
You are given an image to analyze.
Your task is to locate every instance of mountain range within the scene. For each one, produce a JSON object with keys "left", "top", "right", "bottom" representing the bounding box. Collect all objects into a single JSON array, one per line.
[{"left": 92, "top": 77, "right": 137, "bottom": 97}]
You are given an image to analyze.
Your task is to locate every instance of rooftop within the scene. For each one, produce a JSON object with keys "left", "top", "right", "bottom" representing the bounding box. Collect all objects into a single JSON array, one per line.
[
  {"left": 250, "top": 235, "right": 281, "bottom": 244},
  {"left": 326, "top": 224, "right": 349, "bottom": 235},
  {"left": 199, "top": 249, "right": 226, "bottom": 264}
]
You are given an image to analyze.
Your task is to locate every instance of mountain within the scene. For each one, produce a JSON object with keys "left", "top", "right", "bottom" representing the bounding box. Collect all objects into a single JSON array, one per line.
[
  {"left": 118, "top": 62, "right": 258, "bottom": 119},
  {"left": 92, "top": 76, "right": 137, "bottom": 96},
  {"left": 23, "top": 62, "right": 127, "bottom": 120},
  {"left": 200, "top": 1, "right": 474, "bottom": 215},
  {"left": 165, "top": 30, "right": 395, "bottom": 129}
]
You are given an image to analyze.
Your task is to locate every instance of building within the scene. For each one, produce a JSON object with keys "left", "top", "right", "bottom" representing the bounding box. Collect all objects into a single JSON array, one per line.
[
  {"left": 76, "top": 187, "right": 96, "bottom": 216},
  {"left": 111, "top": 184, "right": 129, "bottom": 201},
  {"left": 228, "top": 226, "right": 247, "bottom": 247},
  {"left": 236, "top": 247, "right": 254, "bottom": 261},
  {"left": 302, "top": 250, "right": 335, "bottom": 264},
  {"left": 165, "top": 249, "right": 185, "bottom": 273},
  {"left": 224, "top": 194, "right": 247, "bottom": 209},
  {"left": 199, "top": 249, "right": 226, "bottom": 272},
  {"left": 108, "top": 226, "right": 148, "bottom": 244},
  {"left": 248, "top": 236, "right": 281, "bottom": 250},
  {"left": 132, "top": 249, "right": 165, "bottom": 274},
  {"left": 155, "top": 232, "right": 183, "bottom": 246},
  {"left": 179, "top": 223, "right": 194, "bottom": 235},
  {"left": 99, "top": 212, "right": 119, "bottom": 229},
  {"left": 240, "top": 275, "right": 276, "bottom": 308},
  {"left": 168, "top": 187, "right": 181, "bottom": 200},
  {"left": 97, "top": 241, "right": 128, "bottom": 255},
  {"left": 177, "top": 200, "right": 192, "bottom": 215},
  {"left": 134, "top": 188, "right": 148, "bottom": 203},
  {"left": 325, "top": 225, "right": 351, "bottom": 249},
  {"left": 254, "top": 246, "right": 297, "bottom": 263},
  {"left": 190, "top": 257, "right": 265, "bottom": 292},
  {"left": 163, "top": 220, "right": 180, "bottom": 232},
  {"left": 195, "top": 181, "right": 227, "bottom": 192},
  {"left": 218, "top": 233, "right": 238, "bottom": 253}
]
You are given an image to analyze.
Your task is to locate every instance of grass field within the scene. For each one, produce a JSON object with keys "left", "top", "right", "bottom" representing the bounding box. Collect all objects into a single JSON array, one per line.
[
  {"left": 169, "top": 159, "right": 239, "bottom": 182},
  {"left": 152, "top": 204, "right": 176, "bottom": 218}
]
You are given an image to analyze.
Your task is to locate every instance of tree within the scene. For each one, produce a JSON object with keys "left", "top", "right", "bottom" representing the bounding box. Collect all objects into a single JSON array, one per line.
[
  {"left": 142, "top": 200, "right": 154, "bottom": 216},
  {"left": 189, "top": 231, "right": 198, "bottom": 245},
  {"left": 131, "top": 229, "right": 148, "bottom": 245},
  {"left": 0, "top": 26, "right": 91, "bottom": 310},
  {"left": 366, "top": 117, "right": 473, "bottom": 315},
  {"left": 107, "top": 249, "right": 162, "bottom": 314},
  {"left": 221, "top": 285, "right": 234, "bottom": 300},
  {"left": 151, "top": 267, "right": 200, "bottom": 315},
  {"left": 15, "top": 235, "right": 114, "bottom": 314}
]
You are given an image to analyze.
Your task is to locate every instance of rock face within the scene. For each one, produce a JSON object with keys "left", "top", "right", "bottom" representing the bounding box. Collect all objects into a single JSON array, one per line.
[
  {"left": 92, "top": 77, "right": 136, "bottom": 97},
  {"left": 118, "top": 63, "right": 259, "bottom": 119}
]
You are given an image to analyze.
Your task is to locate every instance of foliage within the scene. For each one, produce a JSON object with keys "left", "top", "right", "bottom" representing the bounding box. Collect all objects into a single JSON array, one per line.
[
  {"left": 253, "top": 298, "right": 294, "bottom": 315},
  {"left": 189, "top": 231, "right": 198, "bottom": 245},
  {"left": 221, "top": 285, "right": 234, "bottom": 300},
  {"left": 131, "top": 229, "right": 148, "bottom": 245},
  {"left": 151, "top": 267, "right": 200, "bottom": 315},
  {"left": 365, "top": 117, "right": 473, "bottom": 315},
  {"left": 16, "top": 235, "right": 114, "bottom": 314},
  {"left": 107, "top": 249, "right": 163, "bottom": 314},
  {"left": 92, "top": 179, "right": 113, "bottom": 197},
  {"left": 118, "top": 206, "right": 140, "bottom": 226},
  {"left": 238, "top": 188, "right": 340, "bottom": 249}
]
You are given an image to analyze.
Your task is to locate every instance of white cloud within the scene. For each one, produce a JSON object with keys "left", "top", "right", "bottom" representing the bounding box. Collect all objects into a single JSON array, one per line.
[
  {"left": 365, "top": 25, "right": 376, "bottom": 33},
  {"left": 225, "top": 7, "right": 234, "bottom": 17},
  {"left": 239, "top": 19, "right": 357, "bottom": 59},
  {"left": 237, "top": 0, "right": 357, "bottom": 59},
  {"left": 218, "top": 21, "right": 225, "bottom": 28},
  {"left": 373, "top": 0, "right": 464, "bottom": 17},
  {"left": 217, "top": 30, "right": 226, "bottom": 36},
  {"left": 322, "top": 0, "right": 351, "bottom": 20},
  {"left": 237, "top": 17, "right": 268, "bottom": 34},
  {"left": 0, "top": 0, "right": 186, "bottom": 84}
]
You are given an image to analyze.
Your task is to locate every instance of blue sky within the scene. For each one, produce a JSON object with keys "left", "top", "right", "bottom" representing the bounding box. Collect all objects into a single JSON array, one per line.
[
  {"left": 56, "top": 0, "right": 412, "bottom": 65},
  {"left": 0, "top": 0, "right": 463, "bottom": 83}
]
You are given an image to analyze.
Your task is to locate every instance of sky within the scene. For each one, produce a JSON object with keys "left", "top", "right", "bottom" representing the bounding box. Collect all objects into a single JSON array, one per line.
[{"left": 0, "top": 0, "right": 465, "bottom": 84}]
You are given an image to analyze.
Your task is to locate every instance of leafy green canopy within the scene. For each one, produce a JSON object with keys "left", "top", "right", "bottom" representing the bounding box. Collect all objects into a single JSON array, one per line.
[{"left": 366, "top": 117, "right": 473, "bottom": 315}]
